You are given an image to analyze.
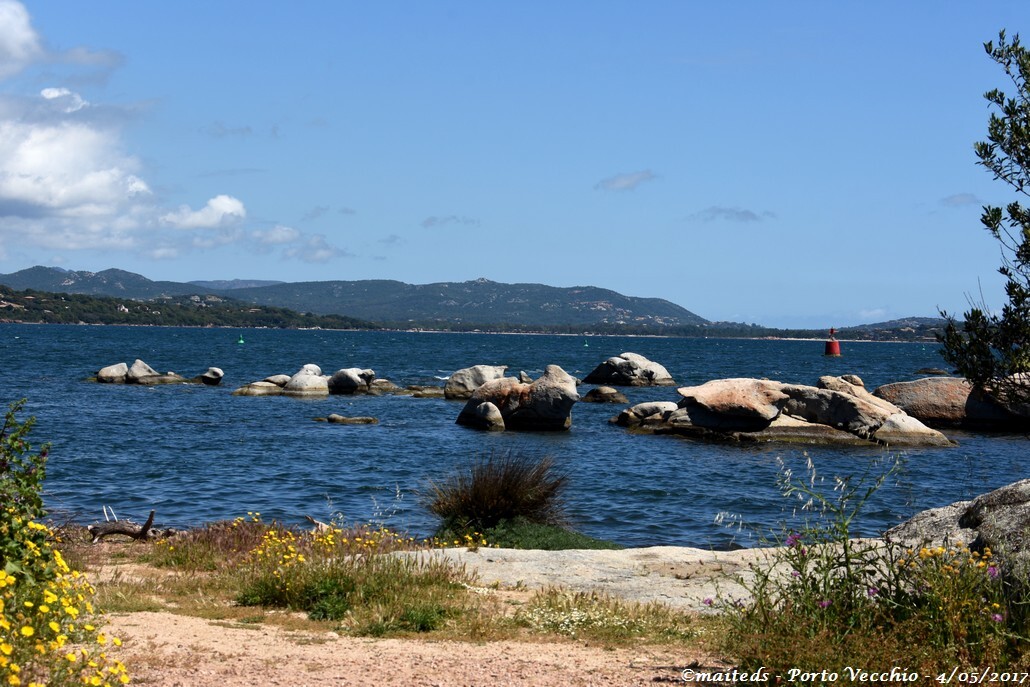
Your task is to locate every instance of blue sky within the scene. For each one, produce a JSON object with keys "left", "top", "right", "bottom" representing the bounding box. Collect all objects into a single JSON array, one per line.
[{"left": 0, "top": 1, "right": 1027, "bottom": 327}]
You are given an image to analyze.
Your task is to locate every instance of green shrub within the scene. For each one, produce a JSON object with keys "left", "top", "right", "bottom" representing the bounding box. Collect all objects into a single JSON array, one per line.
[
  {"left": 1, "top": 399, "right": 131, "bottom": 686},
  {"left": 480, "top": 518, "right": 621, "bottom": 550},
  {"left": 423, "top": 451, "right": 570, "bottom": 535}
]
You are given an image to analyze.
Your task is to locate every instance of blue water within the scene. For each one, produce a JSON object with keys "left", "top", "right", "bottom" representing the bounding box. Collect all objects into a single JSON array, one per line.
[{"left": 2, "top": 323, "right": 1025, "bottom": 549}]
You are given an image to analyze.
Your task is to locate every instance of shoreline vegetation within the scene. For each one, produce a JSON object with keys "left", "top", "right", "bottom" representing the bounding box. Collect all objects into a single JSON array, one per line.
[
  {"left": 6, "top": 404, "right": 1030, "bottom": 682},
  {"left": 0, "top": 284, "right": 944, "bottom": 342}
]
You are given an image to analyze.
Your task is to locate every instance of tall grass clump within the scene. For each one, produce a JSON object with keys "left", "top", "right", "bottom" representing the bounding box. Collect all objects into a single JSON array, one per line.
[
  {"left": 723, "top": 453, "right": 1030, "bottom": 674},
  {"left": 424, "top": 451, "right": 570, "bottom": 535},
  {"left": 1, "top": 400, "right": 131, "bottom": 687}
]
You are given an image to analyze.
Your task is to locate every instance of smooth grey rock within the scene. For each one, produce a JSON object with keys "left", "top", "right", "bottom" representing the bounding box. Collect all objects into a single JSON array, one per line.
[
  {"left": 817, "top": 375, "right": 900, "bottom": 415},
  {"left": 518, "top": 371, "right": 534, "bottom": 384},
  {"left": 196, "top": 367, "right": 224, "bottom": 386},
  {"left": 263, "top": 374, "right": 291, "bottom": 387},
  {"left": 232, "top": 381, "right": 284, "bottom": 397},
  {"left": 97, "top": 362, "right": 128, "bottom": 383},
  {"left": 581, "top": 386, "right": 629, "bottom": 404},
  {"left": 126, "top": 359, "right": 161, "bottom": 383},
  {"left": 409, "top": 385, "right": 446, "bottom": 398},
  {"left": 884, "top": 501, "right": 976, "bottom": 550},
  {"left": 474, "top": 402, "right": 506, "bottom": 431},
  {"left": 871, "top": 413, "right": 956, "bottom": 447},
  {"left": 614, "top": 401, "right": 679, "bottom": 427},
  {"left": 135, "top": 372, "right": 188, "bottom": 385},
  {"left": 444, "top": 365, "right": 508, "bottom": 399},
  {"left": 887, "top": 479, "right": 1030, "bottom": 576},
  {"left": 328, "top": 367, "right": 376, "bottom": 395},
  {"left": 583, "top": 352, "right": 675, "bottom": 387},
  {"left": 368, "top": 379, "right": 400, "bottom": 395},
  {"left": 324, "top": 414, "right": 379, "bottom": 425},
  {"left": 283, "top": 365, "right": 329, "bottom": 397}
]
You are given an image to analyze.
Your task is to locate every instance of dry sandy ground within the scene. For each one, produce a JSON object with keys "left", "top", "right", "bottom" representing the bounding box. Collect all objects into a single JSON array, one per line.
[{"left": 104, "top": 546, "right": 767, "bottom": 686}]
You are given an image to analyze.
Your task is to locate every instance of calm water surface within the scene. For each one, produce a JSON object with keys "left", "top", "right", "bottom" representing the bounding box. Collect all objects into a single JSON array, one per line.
[{"left": 2, "top": 323, "right": 1025, "bottom": 548}]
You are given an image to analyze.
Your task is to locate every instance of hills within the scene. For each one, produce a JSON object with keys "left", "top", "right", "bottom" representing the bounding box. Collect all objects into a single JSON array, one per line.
[
  {"left": 0, "top": 267, "right": 707, "bottom": 330},
  {"left": 0, "top": 266, "right": 948, "bottom": 340}
]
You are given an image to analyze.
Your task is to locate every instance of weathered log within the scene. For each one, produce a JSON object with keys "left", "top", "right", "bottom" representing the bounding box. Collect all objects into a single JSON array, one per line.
[{"left": 88, "top": 509, "right": 156, "bottom": 543}]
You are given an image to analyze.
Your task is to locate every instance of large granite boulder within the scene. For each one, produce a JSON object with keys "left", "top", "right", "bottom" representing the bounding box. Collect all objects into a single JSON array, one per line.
[
  {"left": 283, "top": 364, "right": 329, "bottom": 397},
  {"left": 328, "top": 368, "right": 376, "bottom": 395},
  {"left": 677, "top": 378, "right": 788, "bottom": 430},
  {"left": 612, "top": 376, "right": 954, "bottom": 447},
  {"left": 873, "top": 377, "right": 1017, "bottom": 429},
  {"left": 456, "top": 365, "right": 579, "bottom": 431},
  {"left": 583, "top": 352, "right": 675, "bottom": 387},
  {"left": 444, "top": 365, "right": 509, "bottom": 399},
  {"left": 126, "top": 359, "right": 161, "bottom": 383},
  {"left": 194, "top": 367, "right": 224, "bottom": 386},
  {"left": 887, "top": 479, "right": 1030, "bottom": 576},
  {"left": 97, "top": 362, "right": 129, "bottom": 383}
]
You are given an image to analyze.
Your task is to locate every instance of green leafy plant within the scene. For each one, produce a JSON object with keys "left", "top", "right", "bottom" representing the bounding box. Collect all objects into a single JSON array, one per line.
[
  {"left": 1, "top": 399, "right": 131, "bottom": 686},
  {"left": 723, "top": 454, "right": 1030, "bottom": 673},
  {"left": 939, "top": 30, "right": 1030, "bottom": 409}
]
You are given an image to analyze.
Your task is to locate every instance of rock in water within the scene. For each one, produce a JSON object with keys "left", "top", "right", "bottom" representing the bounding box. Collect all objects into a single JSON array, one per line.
[
  {"left": 283, "top": 364, "right": 329, "bottom": 397},
  {"left": 456, "top": 365, "right": 579, "bottom": 431},
  {"left": 444, "top": 364, "right": 508, "bottom": 399},
  {"left": 328, "top": 368, "right": 376, "bottom": 394},
  {"left": 582, "top": 352, "right": 675, "bottom": 386},
  {"left": 97, "top": 362, "right": 128, "bottom": 383}
]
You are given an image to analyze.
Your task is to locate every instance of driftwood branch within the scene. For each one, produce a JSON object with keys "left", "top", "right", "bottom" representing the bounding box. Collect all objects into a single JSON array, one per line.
[
  {"left": 304, "top": 515, "right": 331, "bottom": 532},
  {"left": 88, "top": 509, "right": 156, "bottom": 543}
]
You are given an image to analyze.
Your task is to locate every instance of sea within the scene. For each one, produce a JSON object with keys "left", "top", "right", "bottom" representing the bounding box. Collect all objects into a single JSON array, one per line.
[{"left": 2, "top": 323, "right": 1025, "bottom": 549}]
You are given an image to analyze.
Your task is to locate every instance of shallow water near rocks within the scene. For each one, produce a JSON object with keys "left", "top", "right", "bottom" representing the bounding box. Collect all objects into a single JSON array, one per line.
[{"left": 2, "top": 323, "right": 1024, "bottom": 549}]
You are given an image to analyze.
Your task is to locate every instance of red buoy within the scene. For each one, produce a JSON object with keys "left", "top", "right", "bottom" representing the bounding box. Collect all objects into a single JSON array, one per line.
[{"left": 824, "top": 327, "right": 841, "bottom": 357}]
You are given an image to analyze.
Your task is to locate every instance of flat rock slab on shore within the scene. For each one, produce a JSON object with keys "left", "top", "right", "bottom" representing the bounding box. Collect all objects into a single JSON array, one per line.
[{"left": 426, "top": 545, "right": 780, "bottom": 611}]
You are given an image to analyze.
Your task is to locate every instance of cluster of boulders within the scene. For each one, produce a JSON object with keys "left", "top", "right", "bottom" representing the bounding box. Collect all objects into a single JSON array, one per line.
[
  {"left": 233, "top": 364, "right": 399, "bottom": 397},
  {"left": 614, "top": 374, "right": 953, "bottom": 447},
  {"left": 93, "top": 349, "right": 1025, "bottom": 444},
  {"left": 455, "top": 364, "right": 580, "bottom": 432},
  {"left": 96, "top": 359, "right": 223, "bottom": 386}
]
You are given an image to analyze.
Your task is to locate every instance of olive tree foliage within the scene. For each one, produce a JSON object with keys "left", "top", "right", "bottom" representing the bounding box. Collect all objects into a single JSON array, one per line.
[{"left": 940, "top": 30, "right": 1030, "bottom": 408}]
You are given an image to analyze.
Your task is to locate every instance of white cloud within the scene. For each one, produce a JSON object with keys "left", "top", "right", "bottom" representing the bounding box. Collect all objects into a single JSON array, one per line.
[
  {"left": 0, "top": 0, "right": 41, "bottom": 79},
  {"left": 252, "top": 224, "right": 300, "bottom": 245},
  {"left": 688, "top": 206, "right": 776, "bottom": 223},
  {"left": 160, "top": 194, "right": 246, "bottom": 229},
  {"left": 594, "top": 170, "right": 657, "bottom": 192},
  {"left": 40, "top": 87, "right": 89, "bottom": 113},
  {"left": 0, "top": 118, "right": 150, "bottom": 222},
  {"left": 940, "top": 193, "right": 980, "bottom": 207},
  {"left": 0, "top": 2, "right": 255, "bottom": 262},
  {"left": 283, "top": 233, "right": 350, "bottom": 263},
  {"left": 421, "top": 215, "right": 479, "bottom": 229}
]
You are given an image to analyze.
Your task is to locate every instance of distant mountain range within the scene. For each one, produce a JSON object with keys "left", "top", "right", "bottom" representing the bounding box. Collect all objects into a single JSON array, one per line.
[{"left": 0, "top": 266, "right": 707, "bottom": 329}]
